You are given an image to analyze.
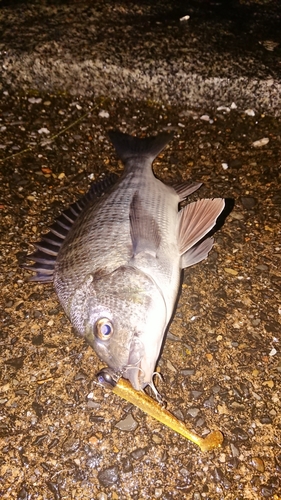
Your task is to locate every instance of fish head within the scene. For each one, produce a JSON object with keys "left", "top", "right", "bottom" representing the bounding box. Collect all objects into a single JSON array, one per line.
[{"left": 83, "top": 265, "right": 167, "bottom": 390}]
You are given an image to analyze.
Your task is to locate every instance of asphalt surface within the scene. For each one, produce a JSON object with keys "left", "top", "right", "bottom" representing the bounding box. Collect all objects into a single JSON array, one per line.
[
  {"left": 0, "top": 0, "right": 280, "bottom": 114},
  {"left": 0, "top": 1, "right": 281, "bottom": 499}
]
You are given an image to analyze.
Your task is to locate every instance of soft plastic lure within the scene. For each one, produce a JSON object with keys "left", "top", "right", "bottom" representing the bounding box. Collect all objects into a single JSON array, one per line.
[{"left": 97, "top": 368, "right": 223, "bottom": 452}]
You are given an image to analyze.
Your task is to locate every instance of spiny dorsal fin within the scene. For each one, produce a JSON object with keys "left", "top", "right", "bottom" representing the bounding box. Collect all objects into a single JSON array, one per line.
[
  {"left": 22, "top": 173, "right": 118, "bottom": 282},
  {"left": 108, "top": 130, "right": 173, "bottom": 164}
]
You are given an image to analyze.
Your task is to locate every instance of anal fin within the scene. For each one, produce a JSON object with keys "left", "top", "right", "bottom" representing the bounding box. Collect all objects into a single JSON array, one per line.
[{"left": 181, "top": 237, "right": 214, "bottom": 269}]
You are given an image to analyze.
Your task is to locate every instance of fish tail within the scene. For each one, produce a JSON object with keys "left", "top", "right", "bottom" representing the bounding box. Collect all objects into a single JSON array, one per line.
[{"left": 108, "top": 130, "right": 173, "bottom": 165}]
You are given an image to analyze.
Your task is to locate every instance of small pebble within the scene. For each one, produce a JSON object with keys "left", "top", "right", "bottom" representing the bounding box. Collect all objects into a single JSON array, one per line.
[
  {"left": 63, "top": 438, "right": 80, "bottom": 453},
  {"left": 152, "top": 433, "right": 162, "bottom": 444},
  {"left": 244, "top": 109, "right": 255, "bottom": 116},
  {"left": 232, "top": 427, "right": 249, "bottom": 441},
  {"left": 224, "top": 268, "right": 238, "bottom": 276},
  {"left": 275, "top": 454, "right": 281, "bottom": 472},
  {"left": 97, "top": 466, "right": 119, "bottom": 487},
  {"left": 217, "top": 106, "right": 230, "bottom": 112},
  {"left": 28, "top": 97, "right": 42, "bottom": 104},
  {"left": 250, "top": 456, "right": 265, "bottom": 473},
  {"left": 115, "top": 413, "right": 138, "bottom": 432},
  {"left": 269, "top": 347, "right": 277, "bottom": 356},
  {"left": 38, "top": 127, "right": 50, "bottom": 135},
  {"left": 241, "top": 196, "right": 257, "bottom": 209},
  {"left": 86, "top": 455, "right": 101, "bottom": 469},
  {"left": 130, "top": 447, "right": 147, "bottom": 460},
  {"left": 181, "top": 367, "right": 195, "bottom": 376},
  {"left": 166, "top": 359, "right": 177, "bottom": 372},
  {"left": 180, "top": 15, "right": 190, "bottom": 22},
  {"left": 122, "top": 456, "right": 133, "bottom": 473},
  {"left": 187, "top": 407, "right": 200, "bottom": 418},
  {"left": 230, "top": 443, "right": 240, "bottom": 457},
  {"left": 193, "top": 493, "right": 202, "bottom": 500},
  {"left": 99, "top": 110, "right": 110, "bottom": 118},
  {"left": 260, "top": 484, "right": 274, "bottom": 497},
  {"left": 263, "top": 380, "right": 274, "bottom": 388},
  {"left": 97, "top": 493, "right": 108, "bottom": 500},
  {"left": 252, "top": 137, "right": 269, "bottom": 147},
  {"left": 200, "top": 114, "right": 210, "bottom": 121},
  {"left": 154, "top": 488, "right": 163, "bottom": 498},
  {"left": 203, "top": 395, "right": 215, "bottom": 408},
  {"left": 259, "top": 415, "right": 272, "bottom": 424},
  {"left": 195, "top": 417, "right": 205, "bottom": 427}
]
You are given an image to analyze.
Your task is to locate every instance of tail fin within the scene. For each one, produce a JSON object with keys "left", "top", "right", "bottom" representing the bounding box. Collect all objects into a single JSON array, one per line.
[{"left": 108, "top": 130, "right": 173, "bottom": 164}]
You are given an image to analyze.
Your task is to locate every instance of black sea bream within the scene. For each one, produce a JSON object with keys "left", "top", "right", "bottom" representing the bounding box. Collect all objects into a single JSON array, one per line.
[{"left": 24, "top": 131, "right": 225, "bottom": 391}]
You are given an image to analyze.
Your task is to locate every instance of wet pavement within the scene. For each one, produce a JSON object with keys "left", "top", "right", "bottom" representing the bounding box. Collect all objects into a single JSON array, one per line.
[{"left": 0, "top": 1, "right": 281, "bottom": 499}]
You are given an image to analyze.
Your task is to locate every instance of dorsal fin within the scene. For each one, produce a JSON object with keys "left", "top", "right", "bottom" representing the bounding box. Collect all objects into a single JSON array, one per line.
[
  {"left": 108, "top": 130, "right": 173, "bottom": 164},
  {"left": 22, "top": 173, "right": 118, "bottom": 282}
]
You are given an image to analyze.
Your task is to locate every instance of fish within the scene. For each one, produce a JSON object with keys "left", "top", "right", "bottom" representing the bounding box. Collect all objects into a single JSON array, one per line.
[
  {"left": 24, "top": 130, "right": 225, "bottom": 393},
  {"left": 97, "top": 368, "right": 224, "bottom": 452}
]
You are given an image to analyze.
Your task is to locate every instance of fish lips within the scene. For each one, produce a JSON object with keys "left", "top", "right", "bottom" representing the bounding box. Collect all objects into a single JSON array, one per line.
[
  {"left": 124, "top": 299, "right": 167, "bottom": 391},
  {"left": 93, "top": 332, "right": 147, "bottom": 391}
]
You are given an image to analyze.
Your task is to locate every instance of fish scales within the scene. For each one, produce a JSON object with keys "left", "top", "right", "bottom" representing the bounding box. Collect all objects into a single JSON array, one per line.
[
  {"left": 24, "top": 130, "right": 226, "bottom": 392},
  {"left": 55, "top": 161, "right": 179, "bottom": 314}
]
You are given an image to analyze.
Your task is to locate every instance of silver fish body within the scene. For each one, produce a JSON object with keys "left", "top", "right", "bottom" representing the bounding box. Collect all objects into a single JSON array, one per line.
[{"left": 25, "top": 131, "right": 225, "bottom": 391}]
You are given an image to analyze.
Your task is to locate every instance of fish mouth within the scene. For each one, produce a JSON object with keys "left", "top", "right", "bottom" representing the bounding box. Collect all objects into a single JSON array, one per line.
[
  {"left": 124, "top": 363, "right": 144, "bottom": 391},
  {"left": 123, "top": 336, "right": 146, "bottom": 391}
]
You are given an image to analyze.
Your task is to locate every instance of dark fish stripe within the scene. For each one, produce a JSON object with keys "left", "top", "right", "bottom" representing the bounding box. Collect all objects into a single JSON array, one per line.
[
  {"left": 22, "top": 262, "right": 55, "bottom": 272},
  {"left": 49, "top": 226, "right": 69, "bottom": 238},
  {"left": 26, "top": 252, "right": 56, "bottom": 263},
  {"left": 74, "top": 201, "right": 84, "bottom": 211},
  {"left": 29, "top": 273, "right": 53, "bottom": 283},
  {"left": 23, "top": 172, "right": 119, "bottom": 282},
  {"left": 40, "top": 234, "right": 64, "bottom": 246},
  {"left": 37, "top": 239, "right": 61, "bottom": 247},
  {"left": 34, "top": 242, "right": 60, "bottom": 256},
  {"left": 60, "top": 208, "right": 76, "bottom": 223},
  {"left": 69, "top": 205, "right": 80, "bottom": 217},
  {"left": 55, "top": 217, "right": 72, "bottom": 230}
]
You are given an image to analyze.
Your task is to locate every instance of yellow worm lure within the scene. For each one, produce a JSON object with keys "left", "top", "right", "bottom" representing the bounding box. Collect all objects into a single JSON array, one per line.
[{"left": 97, "top": 368, "right": 223, "bottom": 452}]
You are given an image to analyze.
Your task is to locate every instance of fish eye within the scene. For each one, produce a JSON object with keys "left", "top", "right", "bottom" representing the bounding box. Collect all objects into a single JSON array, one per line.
[{"left": 95, "top": 318, "right": 113, "bottom": 340}]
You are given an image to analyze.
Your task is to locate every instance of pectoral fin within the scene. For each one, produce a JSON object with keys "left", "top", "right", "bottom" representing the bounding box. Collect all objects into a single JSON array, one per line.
[{"left": 178, "top": 198, "right": 225, "bottom": 255}]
